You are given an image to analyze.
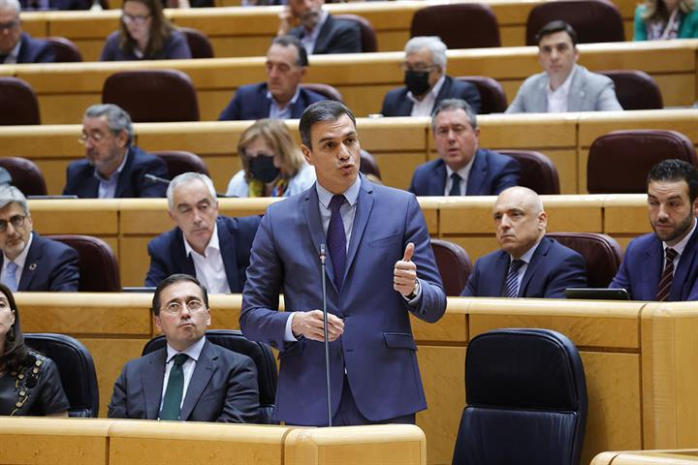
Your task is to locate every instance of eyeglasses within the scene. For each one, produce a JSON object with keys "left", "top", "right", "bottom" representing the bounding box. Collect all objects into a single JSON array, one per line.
[
  {"left": 0, "top": 214, "right": 28, "bottom": 233},
  {"left": 399, "top": 62, "right": 438, "bottom": 73},
  {"left": 0, "top": 21, "right": 19, "bottom": 32},
  {"left": 122, "top": 13, "right": 151, "bottom": 25},
  {"left": 161, "top": 299, "right": 206, "bottom": 315},
  {"left": 78, "top": 131, "right": 107, "bottom": 145}
]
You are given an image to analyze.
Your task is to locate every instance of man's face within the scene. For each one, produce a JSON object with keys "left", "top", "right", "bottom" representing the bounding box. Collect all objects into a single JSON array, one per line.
[
  {"left": 168, "top": 179, "right": 218, "bottom": 255},
  {"left": 538, "top": 31, "right": 579, "bottom": 83},
  {"left": 404, "top": 47, "right": 443, "bottom": 92},
  {"left": 493, "top": 188, "right": 547, "bottom": 259},
  {"left": 288, "top": 0, "right": 323, "bottom": 30},
  {"left": 648, "top": 180, "right": 696, "bottom": 246},
  {"left": 266, "top": 44, "right": 305, "bottom": 105},
  {"left": 433, "top": 108, "right": 480, "bottom": 172},
  {"left": 154, "top": 280, "right": 210, "bottom": 352},
  {"left": 0, "top": 7, "right": 21, "bottom": 55},
  {"left": 301, "top": 114, "right": 360, "bottom": 195},
  {"left": 0, "top": 202, "right": 32, "bottom": 261},
  {"left": 81, "top": 116, "right": 128, "bottom": 177}
]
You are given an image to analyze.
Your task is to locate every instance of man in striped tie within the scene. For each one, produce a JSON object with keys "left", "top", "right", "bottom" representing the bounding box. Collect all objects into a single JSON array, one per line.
[
  {"left": 461, "top": 186, "right": 587, "bottom": 298},
  {"left": 611, "top": 160, "right": 698, "bottom": 301}
]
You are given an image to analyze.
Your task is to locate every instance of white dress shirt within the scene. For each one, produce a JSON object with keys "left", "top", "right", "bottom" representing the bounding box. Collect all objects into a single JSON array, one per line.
[
  {"left": 184, "top": 223, "right": 231, "bottom": 294},
  {"left": 546, "top": 67, "right": 576, "bottom": 113},
  {"left": 408, "top": 75, "right": 446, "bottom": 117},
  {"left": 159, "top": 336, "right": 206, "bottom": 414},
  {"left": 444, "top": 159, "right": 475, "bottom": 196},
  {"left": 95, "top": 150, "right": 129, "bottom": 199}
]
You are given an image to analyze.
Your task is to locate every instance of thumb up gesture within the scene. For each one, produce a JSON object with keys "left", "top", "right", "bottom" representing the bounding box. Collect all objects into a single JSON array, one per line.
[{"left": 394, "top": 242, "right": 418, "bottom": 297}]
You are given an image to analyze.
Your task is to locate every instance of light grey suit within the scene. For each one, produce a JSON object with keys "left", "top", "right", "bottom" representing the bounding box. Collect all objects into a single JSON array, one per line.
[{"left": 505, "top": 65, "right": 622, "bottom": 114}]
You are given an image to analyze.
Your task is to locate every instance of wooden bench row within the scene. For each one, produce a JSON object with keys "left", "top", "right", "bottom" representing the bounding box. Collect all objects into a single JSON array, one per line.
[{"left": 17, "top": 293, "right": 698, "bottom": 465}]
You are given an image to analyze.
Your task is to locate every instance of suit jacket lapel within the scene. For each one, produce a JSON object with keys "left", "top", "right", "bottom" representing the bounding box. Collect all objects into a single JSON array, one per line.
[
  {"left": 488, "top": 251, "right": 510, "bottom": 296},
  {"left": 175, "top": 230, "right": 197, "bottom": 276},
  {"left": 303, "top": 186, "right": 339, "bottom": 293},
  {"left": 533, "top": 76, "right": 549, "bottom": 113},
  {"left": 217, "top": 218, "right": 240, "bottom": 292},
  {"left": 642, "top": 239, "right": 663, "bottom": 299},
  {"left": 465, "top": 150, "right": 485, "bottom": 195},
  {"left": 429, "top": 160, "right": 447, "bottom": 196},
  {"left": 143, "top": 349, "right": 167, "bottom": 419},
  {"left": 519, "top": 237, "right": 551, "bottom": 297},
  {"left": 670, "top": 225, "right": 698, "bottom": 300},
  {"left": 18, "top": 233, "right": 41, "bottom": 291},
  {"left": 344, "top": 179, "right": 374, "bottom": 285},
  {"left": 567, "top": 65, "right": 585, "bottom": 112},
  {"left": 433, "top": 76, "right": 453, "bottom": 111},
  {"left": 313, "top": 16, "right": 334, "bottom": 54},
  {"left": 180, "top": 341, "right": 217, "bottom": 421},
  {"left": 115, "top": 148, "right": 135, "bottom": 198}
]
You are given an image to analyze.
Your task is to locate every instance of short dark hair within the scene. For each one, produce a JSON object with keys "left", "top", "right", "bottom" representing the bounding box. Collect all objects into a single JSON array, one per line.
[
  {"left": 271, "top": 35, "right": 309, "bottom": 67},
  {"left": 431, "top": 98, "right": 477, "bottom": 130},
  {"left": 299, "top": 100, "right": 357, "bottom": 149},
  {"left": 535, "top": 20, "right": 578, "bottom": 47},
  {"left": 647, "top": 159, "right": 698, "bottom": 203},
  {"left": 151, "top": 274, "right": 209, "bottom": 316}
]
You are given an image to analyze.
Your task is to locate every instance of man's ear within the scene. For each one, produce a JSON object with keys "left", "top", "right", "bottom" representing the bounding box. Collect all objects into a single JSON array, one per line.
[
  {"left": 538, "top": 210, "right": 548, "bottom": 230},
  {"left": 154, "top": 315, "right": 162, "bottom": 334},
  {"left": 301, "top": 144, "right": 313, "bottom": 165}
]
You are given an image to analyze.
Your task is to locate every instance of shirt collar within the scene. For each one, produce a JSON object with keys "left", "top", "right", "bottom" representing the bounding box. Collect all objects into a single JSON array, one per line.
[
  {"left": 546, "top": 65, "right": 576, "bottom": 95},
  {"left": 94, "top": 148, "right": 129, "bottom": 182},
  {"left": 166, "top": 335, "right": 206, "bottom": 363},
  {"left": 184, "top": 222, "right": 220, "bottom": 258},
  {"left": 3, "top": 231, "right": 33, "bottom": 268},
  {"left": 511, "top": 236, "right": 544, "bottom": 264},
  {"left": 266, "top": 86, "right": 301, "bottom": 106},
  {"left": 664, "top": 217, "right": 697, "bottom": 256},
  {"left": 407, "top": 74, "right": 446, "bottom": 104},
  {"left": 6, "top": 39, "right": 21, "bottom": 61},
  {"left": 305, "top": 9, "right": 329, "bottom": 36},
  {"left": 445, "top": 156, "right": 475, "bottom": 184},
  {"left": 316, "top": 175, "right": 361, "bottom": 209}
]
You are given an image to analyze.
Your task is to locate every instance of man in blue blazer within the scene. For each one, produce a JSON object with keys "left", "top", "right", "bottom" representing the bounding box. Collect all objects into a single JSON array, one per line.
[
  {"left": 381, "top": 37, "right": 481, "bottom": 116},
  {"left": 109, "top": 274, "right": 260, "bottom": 422},
  {"left": 0, "top": 186, "right": 78, "bottom": 292},
  {"left": 0, "top": 0, "right": 55, "bottom": 64},
  {"left": 611, "top": 160, "right": 698, "bottom": 301},
  {"left": 219, "top": 36, "right": 326, "bottom": 121},
  {"left": 241, "top": 101, "right": 447, "bottom": 426},
  {"left": 63, "top": 104, "right": 168, "bottom": 199},
  {"left": 409, "top": 99, "right": 519, "bottom": 196},
  {"left": 145, "top": 173, "right": 261, "bottom": 293},
  {"left": 462, "top": 186, "right": 587, "bottom": 298}
]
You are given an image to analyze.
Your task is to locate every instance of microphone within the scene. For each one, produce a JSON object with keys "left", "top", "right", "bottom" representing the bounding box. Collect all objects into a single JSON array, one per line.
[
  {"left": 144, "top": 173, "right": 232, "bottom": 198},
  {"left": 319, "top": 243, "right": 332, "bottom": 427}
]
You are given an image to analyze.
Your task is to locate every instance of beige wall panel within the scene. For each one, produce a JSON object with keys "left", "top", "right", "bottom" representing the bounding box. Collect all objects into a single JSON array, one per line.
[
  {"left": 448, "top": 236, "right": 500, "bottom": 262},
  {"left": 537, "top": 149, "right": 578, "bottom": 194},
  {"left": 47, "top": 11, "right": 119, "bottom": 38},
  {"left": 135, "top": 121, "right": 245, "bottom": 154},
  {"left": 377, "top": 153, "right": 428, "bottom": 191},
  {"left": 36, "top": 159, "right": 72, "bottom": 196},
  {"left": 603, "top": 195, "right": 651, "bottom": 235},
  {"left": 545, "top": 201, "right": 603, "bottom": 232},
  {"left": 578, "top": 110, "right": 698, "bottom": 146},
  {"left": 412, "top": 311, "right": 467, "bottom": 343},
  {"left": 479, "top": 115, "right": 577, "bottom": 149},
  {"left": 39, "top": 94, "right": 101, "bottom": 125},
  {"left": 198, "top": 90, "right": 237, "bottom": 121},
  {"left": 120, "top": 237, "right": 152, "bottom": 287},
  {"left": 71, "top": 40, "right": 103, "bottom": 62},
  {"left": 440, "top": 197, "right": 497, "bottom": 234},
  {"left": 500, "top": 26, "right": 525, "bottom": 47},
  {"left": 654, "top": 74, "right": 697, "bottom": 107},
  {"left": 30, "top": 200, "right": 118, "bottom": 235},
  {"left": 211, "top": 36, "right": 270, "bottom": 58},
  {"left": 378, "top": 31, "right": 411, "bottom": 52}
]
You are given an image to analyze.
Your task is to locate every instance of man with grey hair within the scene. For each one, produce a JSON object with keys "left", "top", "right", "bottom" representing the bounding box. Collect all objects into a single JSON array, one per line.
[
  {"left": 63, "top": 104, "right": 168, "bottom": 198},
  {"left": 0, "top": 185, "right": 78, "bottom": 291},
  {"left": 380, "top": 36, "right": 481, "bottom": 116},
  {"left": 409, "top": 98, "right": 519, "bottom": 196},
  {"left": 145, "top": 172, "right": 261, "bottom": 293},
  {"left": 462, "top": 186, "right": 586, "bottom": 298},
  {"left": 0, "top": 0, "right": 55, "bottom": 64}
]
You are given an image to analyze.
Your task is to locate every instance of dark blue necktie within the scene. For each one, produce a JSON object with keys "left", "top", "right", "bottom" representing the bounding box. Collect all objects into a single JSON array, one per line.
[
  {"left": 448, "top": 173, "right": 462, "bottom": 196},
  {"left": 501, "top": 259, "right": 525, "bottom": 298},
  {"left": 327, "top": 194, "right": 347, "bottom": 289}
]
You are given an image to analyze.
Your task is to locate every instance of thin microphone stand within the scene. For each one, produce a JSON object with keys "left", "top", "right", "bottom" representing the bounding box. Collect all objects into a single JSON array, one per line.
[{"left": 319, "top": 244, "right": 332, "bottom": 427}]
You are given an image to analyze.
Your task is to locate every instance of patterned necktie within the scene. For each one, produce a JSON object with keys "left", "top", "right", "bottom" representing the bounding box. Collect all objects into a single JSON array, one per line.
[
  {"left": 501, "top": 259, "right": 525, "bottom": 298},
  {"left": 327, "top": 194, "right": 347, "bottom": 289},
  {"left": 5, "top": 261, "right": 18, "bottom": 292},
  {"left": 655, "top": 248, "right": 678, "bottom": 302},
  {"left": 160, "top": 353, "right": 189, "bottom": 421},
  {"left": 448, "top": 173, "right": 462, "bottom": 196}
]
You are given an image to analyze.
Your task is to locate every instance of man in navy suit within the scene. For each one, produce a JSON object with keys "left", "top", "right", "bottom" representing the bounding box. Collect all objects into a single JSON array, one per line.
[
  {"left": 0, "top": 186, "right": 79, "bottom": 292},
  {"left": 219, "top": 36, "right": 326, "bottom": 121},
  {"left": 63, "top": 104, "right": 168, "bottom": 199},
  {"left": 145, "top": 172, "right": 261, "bottom": 293},
  {"left": 381, "top": 37, "right": 481, "bottom": 116},
  {"left": 241, "top": 101, "right": 447, "bottom": 426},
  {"left": 278, "top": 0, "right": 361, "bottom": 55},
  {"left": 109, "top": 274, "right": 260, "bottom": 422},
  {"left": 409, "top": 99, "right": 520, "bottom": 197},
  {"left": 462, "top": 186, "right": 587, "bottom": 298},
  {"left": 611, "top": 159, "right": 698, "bottom": 301},
  {"left": 0, "top": 0, "right": 55, "bottom": 63}
]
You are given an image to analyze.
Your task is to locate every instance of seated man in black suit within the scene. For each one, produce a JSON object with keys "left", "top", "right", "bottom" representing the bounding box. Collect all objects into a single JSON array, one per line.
[
  {"left": 63, "top": 104, "right": 168, "bottom": 198},
  {"left": 219, "top": 36, "right": 326, "bottom": 121},
  {"left": 409, "top": 99, "right": 519, "bottom": 196},
  {"left": 278, "top": 0, "right": 361, "bottom": 55},
  {"left": 145, "top": 172, "right": 261, "bottom": 293},
  {"left": 381, "top": 36, "right": 481, "bottom": 116},
  {"left": 0, "top": 0, "right": 55, "bottom": 63},
  {"left": 0, "top": 185, "right": 79, "bottom": 292},
  {"left": 109, "top": 273, "right": 260, "bottom": 422}
]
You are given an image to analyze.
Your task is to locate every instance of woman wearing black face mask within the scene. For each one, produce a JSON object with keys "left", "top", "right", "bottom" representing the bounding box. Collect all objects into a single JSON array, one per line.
[{"left": 227, "top": 119, "right": 316, "bottom": 198}]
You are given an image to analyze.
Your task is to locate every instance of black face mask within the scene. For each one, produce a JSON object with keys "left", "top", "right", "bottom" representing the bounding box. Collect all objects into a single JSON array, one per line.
[
  {"left": 249, "top": 155, "right": 280, "bottom": 183},
  {"left": 404, "top": 70, "right": 431, "bottom": 96}
]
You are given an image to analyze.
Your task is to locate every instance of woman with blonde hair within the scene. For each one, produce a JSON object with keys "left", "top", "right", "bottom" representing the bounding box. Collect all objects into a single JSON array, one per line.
[
  {"left": 227, "top": 119, "right": 316, "bottom": 198},
  {"left": 634, "top": 0, "right": 698, "bottom": 40}
]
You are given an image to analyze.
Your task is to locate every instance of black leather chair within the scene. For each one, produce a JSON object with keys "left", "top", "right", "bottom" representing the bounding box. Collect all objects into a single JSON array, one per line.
[
  {"left": 180, "top": 27, "right": 214, "bottom": 59},
  {"left": 24, "top": 333, "right": 99, "bottom": 418},
  {"left": 301, "top": 83, "right": 344, "bottom": 102},
  {"left": 142, "top": 329, "right": 278, "bottom": 424},
  {"left": 411, "top": 3, "right": 501, "bottom": 49},
  {"left": 431, "top": 239, "right": 471, "bottom": 296},
  {"left": 151, "top": 150, "right": 210, "bottom": 178},
  {"left": 526, "top": 0, "right": 624, "bottom": 45},
  {"left": 0, "top": 157, "right": 48, "bottom": 196},
  {"left": 499, "top": 150, "right": 560, "bottom": 195},
  {"left": 453, "top": 328, "right": 587, "bottom": 465},
  {"left": 334, "top": 14, "right": 378, "bottom": 52},
  {"left": 548, "top": 232, "right": 622, "bottom": 288},
  {"left": 47, "top": 235, "right": 121, "bottom": 292},
  {"left": 457, "top": 76, "right": 508, "bottom": 114},
  {"left": 359, "top": 149, "right": 382, "bottom": 180},
  {"left": 0, "top": 77, "right": 41, "bottom": 125}
]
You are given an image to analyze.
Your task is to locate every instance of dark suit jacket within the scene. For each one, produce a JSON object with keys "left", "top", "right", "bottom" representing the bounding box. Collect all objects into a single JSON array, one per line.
[
  {"left": 108, "top": 339, "right": 260, "bottom": 422},
  {"left": 145, "top": 215, "right": 262, "bottom": 291},
  {"left": 610, "top": 225, "right": 698, "bottom": 301},
  {"left": 0, "top": 232, "right": 79, "bottom": 292},
  {"left": 241, "top": 177, "right": 447, "bottom": 425},
  {"left": 20, "top": 0, "right": 92, "bottom": 10},
  {"left": 99, "top": 30, "right": 191, "bottom": 61},
  {"left": 218, "top": 82, "right": 326, "bottom": 121},
  {"left": 63, "top": 147, "right": 168, "bottom": 198},
  {"left": 380, "top": 75, "right": 482, "bottom": 116},
  {"left": 14, "top": 33, "right": 56, "bottom": 64},
  {"left": 462, "top": 236, "right": 587, "bottom": 298},
  {"left": 408, "top": 149, "right": 520, "bottom": 196},
  {"left": 289, "top": 14, "right": 362, "bottom": 54}
]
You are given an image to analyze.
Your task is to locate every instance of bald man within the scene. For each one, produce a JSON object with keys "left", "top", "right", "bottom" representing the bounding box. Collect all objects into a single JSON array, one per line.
[{"left": 461, "top": 187, "right": 587, "bottom": 298}]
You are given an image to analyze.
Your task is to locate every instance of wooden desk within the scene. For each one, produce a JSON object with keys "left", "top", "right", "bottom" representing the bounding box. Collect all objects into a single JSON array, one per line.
[{"left": 592, "top": 449, "right": 698, "bottom": 465}]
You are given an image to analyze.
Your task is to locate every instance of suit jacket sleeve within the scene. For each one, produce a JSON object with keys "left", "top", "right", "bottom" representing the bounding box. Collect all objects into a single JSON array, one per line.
[
  {"left": 326, "top": 19, "right": 362, "bottom": 54},
  {"left": 48, "top": 244, "right": 80, "bottom": 292},
  {"left": 596, "top": 80, "right": 623, "bottom": 111},
  {"left": 164, "top": 31, "right": 192, "bottom": 59},
  {"left": 461, "top": 260, "right": 481, "bottom": 296},
  {"left": 459, "top": 81, "right": 482, "bottom": 114},
  {"left": 610, "top": 239, "right": 633, "bottom": 293},
  {"left": 218, "top": 354, "right": 260, "bottom": 423},
  {"left": 544, "top": 251, "right": 587, "bottom": 298},
  {"left": 145, "top": 238, "right": 170, "bottom": 287},
  {"left": 506, "top": 84, "right": 526, "bottom": 113},
  {"left": 34, "top": 41, "right": 56, "bottom": 63},
  {"left": 218, "top": 91, "right": 243, "bottom": 120},
  {"left": 108, "top": 363, "right": 129, "bottom": 418},
  {"left": 99, "top": 32, "right": 118, "bottom": 61}
]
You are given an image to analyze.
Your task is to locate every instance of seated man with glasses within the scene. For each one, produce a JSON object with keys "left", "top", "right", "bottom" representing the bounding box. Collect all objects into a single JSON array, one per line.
[
  {"left": 380, "top": 36, "right": 481, "bottom": 117},
  {"left": 0, "top": 0, "right": 56, "bottom": 64},
  {"left": 109, "top": 273, "right": 260, "bottom": 422},
  {"left": 0, "top": 185, "right": 79, "bottom": 292},
  {"left": 64, "top": 104, "right": 169, "bottom": 198}
]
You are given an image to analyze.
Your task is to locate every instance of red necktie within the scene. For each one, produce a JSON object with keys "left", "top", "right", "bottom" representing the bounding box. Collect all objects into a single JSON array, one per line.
[{"left": 655, "top": 248, "right": 678, "bottom": 301}]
